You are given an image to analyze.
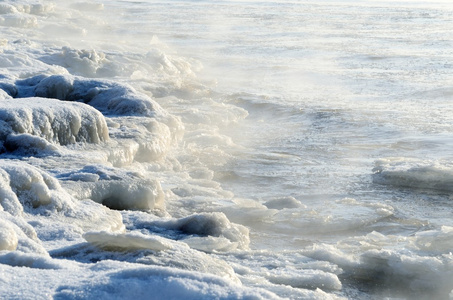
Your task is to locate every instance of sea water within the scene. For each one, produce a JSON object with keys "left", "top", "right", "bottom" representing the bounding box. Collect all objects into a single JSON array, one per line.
[{"left": 0, "top": 0, "right": 452, "bottom": 299}]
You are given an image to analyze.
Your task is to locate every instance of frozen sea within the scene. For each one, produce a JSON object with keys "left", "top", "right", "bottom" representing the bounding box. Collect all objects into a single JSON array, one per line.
[{"left": 0, "top": 0, "right": 452, "bottom": 299}]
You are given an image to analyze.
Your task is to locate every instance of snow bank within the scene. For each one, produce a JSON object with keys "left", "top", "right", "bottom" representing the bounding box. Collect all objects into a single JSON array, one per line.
[
  {"left": 0, "top": 97, "right": 108, "bottom": 147},
  {"left": 59, "top": 165, "right": 164, "bottom": 211}
]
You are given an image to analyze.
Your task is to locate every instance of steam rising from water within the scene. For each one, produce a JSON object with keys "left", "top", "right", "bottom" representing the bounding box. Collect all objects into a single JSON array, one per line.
[{"left": 0, "top": 0, "right": 453, "bottom": 299}]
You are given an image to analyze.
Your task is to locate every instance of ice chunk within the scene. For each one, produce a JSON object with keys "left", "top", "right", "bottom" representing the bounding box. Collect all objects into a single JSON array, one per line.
[
  {"left": 0, "top": 160, "right": 63, "bottom": 210},
  {"left": 152, "top": 212, "right": 250, "bottom": 251},
  {"left": 59, "top": 165, "right": 164, "bottom": 211},
  {"left": 83, "top": 231, "right": 172, "bottom": 251},
  {"left": 413, "top": 226, "right": 453, "bottom": 254},
  {"left": 0, "top": 97, "right": 109, "bottom": 146},
  {"left": 267, "top": 269, "right": 342, "bottom": 291},
  {"left": 373, "top": 157, "right": 453, "bottom": 192},
  {"left": 264, "top": 196, "right": 304, "bottom": 210}
]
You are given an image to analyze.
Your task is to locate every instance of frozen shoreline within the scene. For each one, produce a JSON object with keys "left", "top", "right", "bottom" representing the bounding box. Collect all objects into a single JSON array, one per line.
[{"left": 0, "top": 0, "right": 453, "bottom": 299}]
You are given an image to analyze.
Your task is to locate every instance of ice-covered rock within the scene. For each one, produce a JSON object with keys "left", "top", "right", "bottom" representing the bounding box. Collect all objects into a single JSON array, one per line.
[{"left": 0, "top": 97, "right": 109, "bottom": 147}]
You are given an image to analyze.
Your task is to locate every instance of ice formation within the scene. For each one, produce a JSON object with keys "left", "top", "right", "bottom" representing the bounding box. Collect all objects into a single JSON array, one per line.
[
  {"left": 0, "top": 97, "right": 109, "bottom": 147},
  {"left": 59, "top": 165, "right": 165, "bottom": 211},
  {"left": 0, "top": 0, "right": 452, "bottom": 299}
]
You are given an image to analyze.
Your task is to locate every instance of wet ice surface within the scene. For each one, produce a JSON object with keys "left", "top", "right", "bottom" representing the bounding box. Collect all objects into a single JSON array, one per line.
[{"left": 0, "top": 0, "right": 453, "bottom": 299}]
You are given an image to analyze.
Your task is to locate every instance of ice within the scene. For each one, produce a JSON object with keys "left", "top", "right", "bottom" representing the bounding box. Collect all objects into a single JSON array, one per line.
[
  {"left": 0, "top": 160, "right": 124, "bottom": 256},
  {"left": 52, "top": 261, "right": 281, "bottom": 300},
  {"left": 264, "top": 196, "right": 304, "bottom": 210},
  {"left": 0, "top": 0, "right": 452, "bottom": 298},
  {"left": 0, "top": 251, "right": 66, "bottom": 269},
  {"left": 6, "top": 74, "right": 181, "bottom": 134},
  {"left": 373, "top": 157, "right": 453, "bottom": 192},
  {"left": 150, "top": 212, "right": 250, "bottom": 251},
  {"left": 267, "top": 269, "right": 342, "bottom": 291},
  {"left": 302, "top": 230, "right": 453, "bottom": 298},
  {"left": 412, "top": 226, "right": 453, "bottom": 254},
  {"left": 0, "top": 97, "right": 109, "bottom": 146},
  {"left": 59, "top": 165, "right": 164, "bottom": 211},
  {"left": 4, "top": 133, "right": 59, "bottom": 156},
  {"left": 83, "top": 231, "right": 172, "bottom": 251},
  {"left": 0, "top": 217, "right": 18, "bottom": 251}
]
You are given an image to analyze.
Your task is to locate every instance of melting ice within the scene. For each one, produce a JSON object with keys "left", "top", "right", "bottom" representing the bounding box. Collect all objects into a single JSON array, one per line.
[{"left": 0, "top": 0, "right": 453, "bottom": 299}]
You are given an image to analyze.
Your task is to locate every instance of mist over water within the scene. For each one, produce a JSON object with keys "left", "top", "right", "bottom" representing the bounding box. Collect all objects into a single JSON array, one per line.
[{"left": 0, "top": 0, "right": 453, "bottom": 299}]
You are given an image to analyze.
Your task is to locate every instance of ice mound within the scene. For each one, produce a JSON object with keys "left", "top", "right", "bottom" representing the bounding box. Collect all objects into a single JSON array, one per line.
[
  {"left": 107, "top": 116, "right": 177, "bottom": 164},
  {"left": 0, "top": 160, "right": 70, "bottom": 211},
  {"left": 373, "top": 157, "right": 453, "bottom": 192},
  {"left": 0, "top": 160, "right": 124, "bottom": 254},
  {"left": 151, "top": 212, "right": 250, "bottom": 252},
  {"left": 83, "top": 231, "right": 172, "bottom": 251},
  {"left": 14, "top": 74, "right": 167, "bottom": 118},
  {"left": 264, "top": 196, "right": 304, "bottom": 210},
  {"left": 59, "top": 165, "right": 164, "bottom": 211},
  {"left": 0, "top": 97, "right": 109, "bottom": 147},
  {"left": 358, "top": 249, "right": 453, "bottom": 297}
]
